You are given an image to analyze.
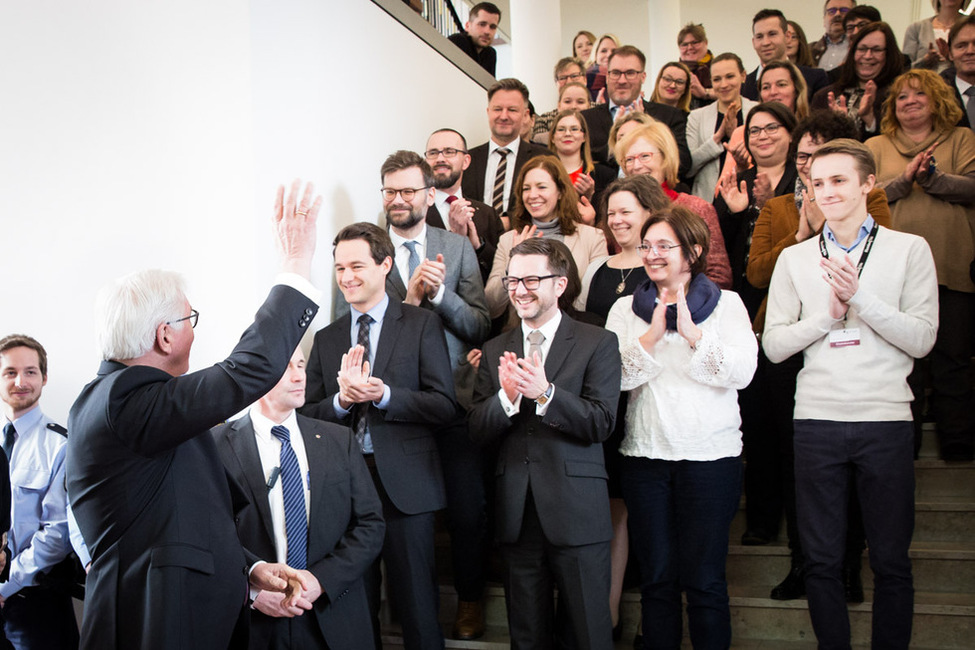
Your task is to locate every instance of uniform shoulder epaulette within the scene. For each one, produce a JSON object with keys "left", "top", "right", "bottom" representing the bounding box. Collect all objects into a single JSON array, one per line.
[{"left": 47, "top": 422, "right": 68, "bottom": 437}]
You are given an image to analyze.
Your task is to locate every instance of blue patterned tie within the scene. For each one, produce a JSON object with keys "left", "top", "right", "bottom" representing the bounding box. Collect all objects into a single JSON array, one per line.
[
  {"left": 403, "top": 240, "right": 421, "bottom": 280},
  {"left": 352, "top": 314, "right": 373, "bottom": 450},
  {"left": 270, "top": 425, "right": 307, "bottom": 570}
]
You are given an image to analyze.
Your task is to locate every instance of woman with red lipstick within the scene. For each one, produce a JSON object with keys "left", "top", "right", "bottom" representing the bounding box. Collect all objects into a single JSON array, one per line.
[
  {"left": 605, "top": 206, "right": 757, "bottom": 650},
  {"left": 649, "top": 62, "right": 693, "bottom": 113},
  {"left": 811, "top": 22, "right": 905, "bottom": 141},
  {"left": 547, "top": 110, "right": 615, "bottom": 222},
  {"left": 688, "top": 53, "right": 757, "bottom": 202},
  {"left": 615, "top": 122, "right": 733, "bottom": 289},
  {"left": 866, "top": 68, "right": 975, "bottom": 460}
]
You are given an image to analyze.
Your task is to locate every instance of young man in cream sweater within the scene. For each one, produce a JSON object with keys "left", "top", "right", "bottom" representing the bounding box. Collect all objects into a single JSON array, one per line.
[{"left": 763, "top": 139, "right": 939, "bottom": 650}]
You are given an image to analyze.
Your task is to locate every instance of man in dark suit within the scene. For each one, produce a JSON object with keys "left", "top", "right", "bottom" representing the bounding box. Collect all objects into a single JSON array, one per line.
[
  {"left": 945, "top": 16, "right": 975, "bottom": 131},
  {"left": 425, "top": 128, "right": 505, "bottom": 284},
  {"left": 212, "top": 346, "right": 385, "bottom": 650},
  {"left": 581, "top": 45, "right": 691, "bottom": 179},
  {"left": 468, "top": 238, "right": 621, "bottom": 650},
  {"left": 461, "top": 78, "right": 549, "bottom": 223},
  {"left": 65, "top": 181, "right": 320, "bottom": 649},
  {"left": 742, "top": 9, "right": 829, "bottom": 102},
  {"left": 302, "top": 222, "right": 456, "bottom": 650},
  {"left": 446, "top": 2, "right": 500, "bottom": 77}
]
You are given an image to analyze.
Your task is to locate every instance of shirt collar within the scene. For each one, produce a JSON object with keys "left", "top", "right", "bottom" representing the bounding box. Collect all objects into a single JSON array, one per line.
[
  {"left": 520, "top": 309, "right": 563, "bottom": 347},
  {"left": 350, "top": 293, "right": 390, "bottom": 325},
  {"left": 249, "top": 406, "right": 300, "bottom": 443},
  {"left": 389, "top": 223, "right": 427, "bottom": 250},
  {"left": 489, "top": 138, "right": 521, "bottom": 156},
  {"left": 435, "top": 188, "right": 463, "bottom": 205},
  {"left": 6, "top": 404, "right": 42, "bottom": 434},
  {"left": 956, "top": 75, "right": 974, "bottom": 96},
  {"left": 823, "top": 214, "right": 876, "bottom": 253}
]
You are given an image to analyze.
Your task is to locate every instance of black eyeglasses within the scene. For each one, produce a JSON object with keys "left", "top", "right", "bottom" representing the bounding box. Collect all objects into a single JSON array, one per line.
[
  {"left": 424, "top": 148, "right": 466, "bottom": 160},
  {"left": 826, "top": 6, "right": 851, "bottom": 16},
  {"left": 501, "top": 275, "right": 559, "bottom": 291},
  {"left": 556, "top": 72, "right": 585, "bottom": 83},
  {"left": 748, "top": 123, "right": 783, "bottom": 138},
  {"left": 381, "top": 187, "right": 429, "bottom": 201},
  {"left": 167, "top": 309, "right": 199, "bottom": 329},
  {"left": 607, "top": 69, "right": 643, "bottom": 80}
]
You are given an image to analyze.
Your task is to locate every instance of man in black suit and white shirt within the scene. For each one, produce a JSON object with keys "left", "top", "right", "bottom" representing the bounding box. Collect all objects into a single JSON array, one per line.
[
  {"left": 66, "top": 181, "right": 321, "bottom": 650},
  {"left": 581, "top": 45, "right": 692, "bottom": 179},
  {"left": 461, "top": 78, "right": 549, "bottom": 223},
  {"left": 468, "top": 238, "right": 621, "bottom": 650},
  {"left": 302, "top": 222, "right": 456, "bottom": 650},
  {"left": 944, "top": 16, "right": 975, "bottom": 131},
  {"left": 741, "top": 9, "right": 829, "bottom": 102},
  {"left": 425, "top": 128, "right": 505, "bottom": 283},
  {"left": 212, "top": 346, "right": 385, "bottom": 650}
]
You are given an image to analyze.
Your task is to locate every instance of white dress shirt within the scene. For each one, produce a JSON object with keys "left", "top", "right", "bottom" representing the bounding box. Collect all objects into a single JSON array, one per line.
[
  {"left": 435, "top": 188, "right": 464, "bottom": 227},
  {"left": 484, "top": 138, "right": 522, "bottom": 213},
  {"left": 248, "top": 406, "right": 310, "bottom": 564},
  {"left": 498, "top": 310, "right": 562, "bottom": 417}
]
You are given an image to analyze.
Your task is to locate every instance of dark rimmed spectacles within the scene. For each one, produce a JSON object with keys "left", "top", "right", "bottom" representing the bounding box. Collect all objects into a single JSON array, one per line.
[
  {"left": 501, "top": 275, "right": 559, "bottom": 290},
  {"left": 637, "top": 243, "right": 681, "bottom": 255},
  {"left": 607, "top": 69, "right": 643, "bottom": 80},
  {"left": 167, "top": 309, "right": 199, "bottom": 329},
  {"left": 424, "top": 148, "right": 466, "bottom": 160},
  {"left": 381, "top": 187, "right": 429, "bottom": 201}
]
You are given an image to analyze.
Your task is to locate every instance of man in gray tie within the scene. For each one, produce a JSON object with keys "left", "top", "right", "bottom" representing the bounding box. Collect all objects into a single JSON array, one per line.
[
  {"left": 212, "top": 346, "right": 384, "bottom": 650},
  {"left": 468, "top": 238, "right": 621, "bottom": 649},
  {"left": 302, "top": 223, "right": 456, "bottom": 650},
  {"left": 944, "top": 16, "right": 975, "bottom": 131}
]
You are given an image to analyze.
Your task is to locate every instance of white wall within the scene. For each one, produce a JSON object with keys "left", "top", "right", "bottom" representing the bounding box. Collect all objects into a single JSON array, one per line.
[{"left": 0, "top": 0, "right": 491, "bottom": 420}]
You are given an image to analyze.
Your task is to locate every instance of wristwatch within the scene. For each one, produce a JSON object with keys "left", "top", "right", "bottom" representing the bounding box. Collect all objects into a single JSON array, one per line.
[{"left": 535, "top": 383, "right": 555, "bottom": 406}]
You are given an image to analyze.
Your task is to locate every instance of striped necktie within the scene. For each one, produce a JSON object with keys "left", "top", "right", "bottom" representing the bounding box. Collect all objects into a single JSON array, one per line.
[
  {"left": 492, "top": 147, "right": 511, "bottom": 215},
  {"left": 270, "top": 425, "right": 307, "bottom": 570}
]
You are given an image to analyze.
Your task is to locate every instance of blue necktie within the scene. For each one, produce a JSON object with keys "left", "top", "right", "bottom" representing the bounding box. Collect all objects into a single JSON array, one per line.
[
  {"left": 270, "top": 425, "right": 307, "bottom": 570},
  {"left": 2, "top": 422, "right": 16, "bottom": 461},
  {"left": 404, "top": 240, "right": 421, "bottom": 280}
]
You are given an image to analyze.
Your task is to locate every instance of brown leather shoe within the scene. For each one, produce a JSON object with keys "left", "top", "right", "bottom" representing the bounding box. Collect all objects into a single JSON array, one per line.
[{"left": 453, "top": 600, "right": 485, "bottom": 640}]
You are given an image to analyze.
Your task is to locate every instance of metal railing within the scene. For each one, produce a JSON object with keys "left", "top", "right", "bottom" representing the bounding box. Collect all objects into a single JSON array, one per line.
[{"left": 421, "top": 0, "right": 466, "bottom": 39}]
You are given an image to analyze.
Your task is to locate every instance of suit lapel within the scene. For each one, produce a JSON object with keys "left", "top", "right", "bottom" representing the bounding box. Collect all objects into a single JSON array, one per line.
[
  {"left": 544, "top": 313, "right": 574, "bottom": 381},
  {"left": 425, "top": 204, "right": 447, "bottom": 230},
  {"left": 372, "top": 298, "right": 403, "bottom": 378},
  {"left": 227, "top": 416, "right": 276, "bottom": 546},
  {"left": 386, "top": 270, "right": 407, "bottom": 302},
  {"left": 297, "top": 415, "right": 328, "bottom": 520}
]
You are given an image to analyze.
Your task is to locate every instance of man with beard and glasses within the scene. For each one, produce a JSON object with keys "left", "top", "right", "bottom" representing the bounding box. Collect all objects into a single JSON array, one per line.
[
  {"left": 424, "top": 129, "right": 505, "bottom": 283},
  {"left": 364, "top": 149, "right": 493, "bottom": 640}
]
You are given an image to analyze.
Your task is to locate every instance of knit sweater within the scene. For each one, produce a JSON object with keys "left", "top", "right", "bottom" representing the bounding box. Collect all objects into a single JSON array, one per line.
[{"left": 763, "top": 226, "right": 938, "bottom": 422}]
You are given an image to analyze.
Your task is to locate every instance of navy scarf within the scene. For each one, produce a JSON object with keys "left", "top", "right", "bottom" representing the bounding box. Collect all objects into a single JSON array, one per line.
[{"left": 631, "top": 273, "right": 721, "bottom": 330}]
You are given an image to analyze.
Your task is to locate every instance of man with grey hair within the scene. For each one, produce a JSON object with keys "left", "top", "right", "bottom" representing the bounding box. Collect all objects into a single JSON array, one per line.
[{"left": 66, "top": 181, "right": 322, "bottom": 650}]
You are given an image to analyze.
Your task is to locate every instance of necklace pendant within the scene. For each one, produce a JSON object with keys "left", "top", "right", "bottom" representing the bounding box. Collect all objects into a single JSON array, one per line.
[{"left": 616, "top": 281, "right": 626, "bottom": 294}]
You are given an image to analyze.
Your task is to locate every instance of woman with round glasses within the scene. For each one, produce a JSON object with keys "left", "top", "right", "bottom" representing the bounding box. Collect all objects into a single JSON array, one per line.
[
  {"left": 866, "top": 68, "right": 975, "bottom": 460},
  {"left": 811, "top": 22, "right": 905, "bottom": 141},
  {"left": 650, "top": 62, "right": 693, "bottom": 113},
  {"left": 548, "top": 110, "right": 615, "bottom": 221},
  {"left": 605, "top": 206, "right": 757, "bottom": 649},
  {"left": 484, "top": 155, "right": 608, "bottom": 329},
  {"left": 615, "top": 122, "right": 733, "bottom": 288},
  {"left": 688, "top": 53, "right": 757, "bottom": 202}
]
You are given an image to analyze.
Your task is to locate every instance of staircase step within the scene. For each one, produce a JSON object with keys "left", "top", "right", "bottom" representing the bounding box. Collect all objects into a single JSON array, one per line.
[{"left": 915, "top": 459, "right": 975, "bottom": 499}]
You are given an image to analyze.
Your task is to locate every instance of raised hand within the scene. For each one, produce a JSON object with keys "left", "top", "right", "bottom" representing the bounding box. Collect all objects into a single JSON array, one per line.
[
  {"left": 512, "top": 225, "right": 540, "bottom": 247},
  {"left": 273, "top": 180, "right": 321, "bottom": 279},
  {"left": 717, "top": 175, "right": 750, "bottom": 213},
  {"left": 447, "top": 197, "right": 475, "bottom": 237},
  {"left": 821, "top": 254, "right": 858, "bottom": 319},
  {"left": 498, "top": 351, "right": 520, "bottom": 402},
  {"left": 577, "top": 195, "right": 597, "bottom": 226},
  {"left": 753, "top": 172, "right": 774, "bottom": 210},
  {"left": 574, "top": 172, "right": 596, "bottom": 200},
  {"left": 419, "top": 254, "right": 448, "bottom": 299},
  {"left": 513, "top": 352, "right": 550, "bottom": 400}
]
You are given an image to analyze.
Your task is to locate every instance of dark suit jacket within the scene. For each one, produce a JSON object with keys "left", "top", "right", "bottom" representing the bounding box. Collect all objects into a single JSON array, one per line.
[
  {"left": 212, "top": 414, "right": 384, "bottom": 650},
  {"left": 581, "top": 100, "right": 692, "bottom": 181},
  {"left": 467, "top": 313, "right": 621, "bottom": 547},
  {"left": 426, "top": 199, "right": 505, "bottom": 284},
  {"left": 461, "top": 139, "right": 550, "bottom": 214},
  {"left": 447, "top": 32, "right": 496, "bottom": 77},
  {"left": 335, "top": 227, "right": 490, "bottom": 408},
  {"left": 942, "top": 68, "right": 973, "bottom": 129},
  {"left": 302, "top": 299, "right": 456, "bottom": 515},
  {"left": 66, "top": 285, "right": 318, "bottom": 650},
  {"left": 743, "top": 64, "right": 829, "bottom": 102}
]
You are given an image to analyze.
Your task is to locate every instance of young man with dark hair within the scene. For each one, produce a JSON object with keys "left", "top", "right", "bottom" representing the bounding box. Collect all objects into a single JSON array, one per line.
[
  {"left": 742, "top": 9, "right": 829, "bottom": 101},
  {"left": 469, "top": 237, "right": 621, "bottom": 650},
  {"left": 302, "top": 222, "right": 456, "bottom": 650},
  {"left": 764, "top": 139, "right": 938, "bottom": 649},
  {"left": 448, "top": 2, "right": 501, "bottom": 77}
]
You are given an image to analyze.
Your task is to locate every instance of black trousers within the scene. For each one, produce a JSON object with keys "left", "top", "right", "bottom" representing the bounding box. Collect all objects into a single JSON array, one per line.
[{"left": 3, "top": 585, "right": 78, "bottom": 650}]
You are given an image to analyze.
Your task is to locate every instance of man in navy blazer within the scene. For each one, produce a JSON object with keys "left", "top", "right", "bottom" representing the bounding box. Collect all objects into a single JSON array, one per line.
[
  {"left": 212, "top": 346, "right": 385, "bottom": 650},
  {"left": 581, "top": 45, "right": 691, "bottom": 179},
  {"left": 66, "top": 181, "right": 321, "bottom": 650},
  {"left": 302, "top": 222, "right": 456, "bottom": 650},
  {"left": 468, "top": 238, "right": 621, "bottom": 650},
  {"left": 741, "top": 9, "right": 829, "bottom": 102}
]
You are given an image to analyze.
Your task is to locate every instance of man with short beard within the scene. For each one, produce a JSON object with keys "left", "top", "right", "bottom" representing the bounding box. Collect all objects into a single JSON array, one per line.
[{"left": 424, "top": 128, "right": 505, "bottom": 283}]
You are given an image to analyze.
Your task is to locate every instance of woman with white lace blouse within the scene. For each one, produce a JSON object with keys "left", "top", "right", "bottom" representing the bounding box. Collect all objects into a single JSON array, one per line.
[{"left": 605, "top": 206, "right": 757, "bottom": 648}]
